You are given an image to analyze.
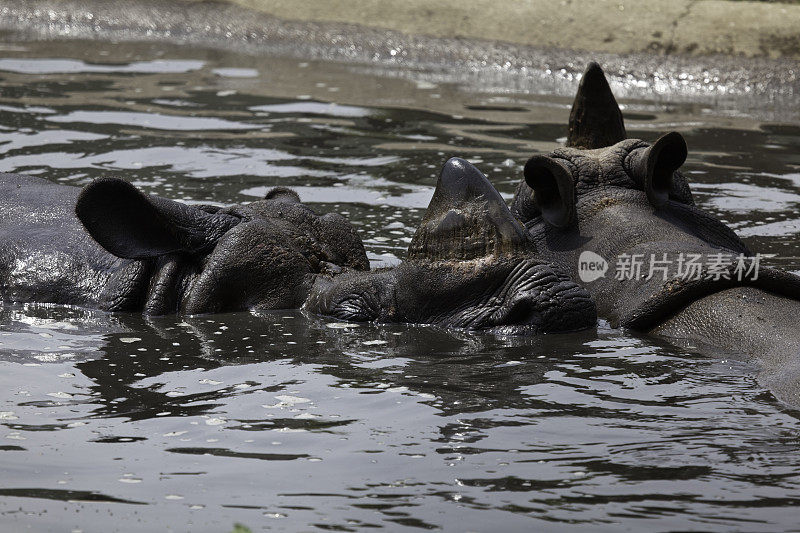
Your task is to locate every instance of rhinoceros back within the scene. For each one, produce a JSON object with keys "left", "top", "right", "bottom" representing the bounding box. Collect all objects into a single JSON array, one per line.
[{"left": 0, "top": 173, "right": 148, "bottom": 310}]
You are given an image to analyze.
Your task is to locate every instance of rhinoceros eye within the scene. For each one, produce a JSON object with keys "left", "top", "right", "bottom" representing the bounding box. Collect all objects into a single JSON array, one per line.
[{"left": 331, "top": 294, "right": 376, "bottom": 322}]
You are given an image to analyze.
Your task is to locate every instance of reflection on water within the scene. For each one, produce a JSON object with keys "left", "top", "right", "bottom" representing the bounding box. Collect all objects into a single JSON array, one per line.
[
  {"left": 1, "top": 39, "right": 800, "bottom": 531},
  {"left": 0, "top": 58, "right": 205, "bottom": 74}
]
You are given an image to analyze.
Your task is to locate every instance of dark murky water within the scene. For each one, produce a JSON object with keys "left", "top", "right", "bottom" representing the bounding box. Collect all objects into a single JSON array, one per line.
[{"left": 2, "top": 37, "right": 800, "bottom": 532}]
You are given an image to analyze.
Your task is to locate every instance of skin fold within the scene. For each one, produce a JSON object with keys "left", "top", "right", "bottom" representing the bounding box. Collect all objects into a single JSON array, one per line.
[
  {"left": 0, "top": 173, "right": 368, "bottom": 315},
  {"left": 305, "top": 157, "right": 597, "bottom": 334},
  {"left": 512, "top": 62, "right": 800, "bottom": 405}
]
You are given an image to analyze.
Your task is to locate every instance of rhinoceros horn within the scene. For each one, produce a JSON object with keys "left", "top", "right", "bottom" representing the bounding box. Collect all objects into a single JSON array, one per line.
[
  {"left": 566, "top": 62, "right": 627, "bottom": 149},
  {"left": 407, "top": 157, "right": 529, "bottom": 261}
]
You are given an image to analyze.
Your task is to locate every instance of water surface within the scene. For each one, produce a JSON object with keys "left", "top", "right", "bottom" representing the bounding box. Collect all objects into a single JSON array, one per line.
[{"left": 1, "top": 38, "right": 800, "bottom": 532}]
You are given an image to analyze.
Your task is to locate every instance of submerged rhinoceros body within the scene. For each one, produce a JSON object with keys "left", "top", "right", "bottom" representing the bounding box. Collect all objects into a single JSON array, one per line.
[
  {"left": 512, "top": 62, "right": 800, "bottom": 403},
  {"left": 0, "top": 173, "right": 368, "bottom": 314},
  {"left": 306, "top": 158, "right": 597, "bottom": 334}
]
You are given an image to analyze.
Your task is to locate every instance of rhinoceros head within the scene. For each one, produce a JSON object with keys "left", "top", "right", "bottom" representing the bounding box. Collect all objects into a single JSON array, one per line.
[
  {"left": 509, "top": 62, "right": 769, "bottom": 329},
  {"left": 305, "top": 157, "right": 596, "bottom": 334},
  {"left": 75, "top": 178, "right": 368, "bottom": 315}
]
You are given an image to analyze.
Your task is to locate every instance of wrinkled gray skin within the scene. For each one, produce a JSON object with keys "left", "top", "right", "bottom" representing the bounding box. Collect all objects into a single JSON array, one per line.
[
  {"left": 0, "top": 173, "right": 368, "bottom": 315},
  {"left": 306, "top": 157, "right": 596, "bottom": 334},
  {"left": 512, "top": 62, "right": 800, "bottom": 405}
]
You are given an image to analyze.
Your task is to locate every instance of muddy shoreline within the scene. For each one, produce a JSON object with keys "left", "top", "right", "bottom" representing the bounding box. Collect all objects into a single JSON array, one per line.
[{"left": 1, "top": 0, "right": 799, "bottom": 121}]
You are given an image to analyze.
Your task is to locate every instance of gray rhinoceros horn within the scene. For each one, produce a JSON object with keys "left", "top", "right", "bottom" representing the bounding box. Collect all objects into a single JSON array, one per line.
[
  {"left": 407, "top": 157, "right": 529, "bottom": 261},
  {"left": 566, "top": 62, "right": 627, "bottom": 149}
]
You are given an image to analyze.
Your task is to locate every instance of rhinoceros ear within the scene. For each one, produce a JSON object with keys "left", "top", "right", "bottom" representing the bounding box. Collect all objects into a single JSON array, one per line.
[
  {"left": 76, "top": 178, "right": 240, "bottom": 259},
  {"left": 628, "top": 132, "right": 688, "bottom": 209},
  {"left": 264, "top": 187, "right": 300, "bottom": 203},
  {"left": 566, "top": 62, "right": 627, "bottom": 149},
  {"left": 524, "top": 155, "right": 576, "bottom": 228},
  {"left": 407, "top": 157, "right": 528, "bottom": 261}
]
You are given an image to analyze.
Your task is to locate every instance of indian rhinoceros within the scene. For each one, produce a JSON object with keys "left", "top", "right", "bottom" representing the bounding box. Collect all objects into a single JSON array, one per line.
[
  {"left": 512, "top": 62, "right": 800, "bottom": 404},
  {"left": 0, "top": 173, "right": 368, "bottom": 314}
]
